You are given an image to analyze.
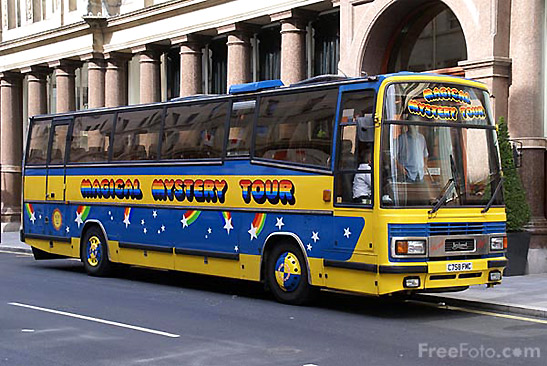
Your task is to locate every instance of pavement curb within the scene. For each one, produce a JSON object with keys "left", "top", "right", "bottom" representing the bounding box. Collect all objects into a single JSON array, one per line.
[
  {"left": 0, "top": 246, "right": 32, "bottom": 254},
  {"left": 415, "top": 294, "right": 547, "bottom": 320}
]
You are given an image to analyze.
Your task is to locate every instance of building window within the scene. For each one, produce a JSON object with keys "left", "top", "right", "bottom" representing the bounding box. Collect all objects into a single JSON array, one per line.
[
  {"left": 387, "top": 4, "right": 467, "bottom": 72},
  {"left": 166, "top": 48, "right": 180, "bottom": 100},
  {"left": 257, "top": 26, "right": 281, "bottom": 81},
  {"left": 75, "top": 64, "right": 88, "bottom": 110},
  {"left": 209, "top": 38, "right": 227, "bottom": 94},
  {"left": 313, "top": 11, "right": 340, "bottom": 76}
]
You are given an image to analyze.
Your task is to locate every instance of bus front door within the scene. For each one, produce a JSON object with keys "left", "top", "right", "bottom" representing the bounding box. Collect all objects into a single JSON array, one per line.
[{"left": 45, "top": 118, "right": 71, "bottom": 236}]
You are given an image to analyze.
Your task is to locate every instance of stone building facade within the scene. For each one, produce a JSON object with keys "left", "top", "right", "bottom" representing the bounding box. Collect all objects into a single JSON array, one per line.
[{"left": 0, "top": 0, "right": 545, "bottom": 271}]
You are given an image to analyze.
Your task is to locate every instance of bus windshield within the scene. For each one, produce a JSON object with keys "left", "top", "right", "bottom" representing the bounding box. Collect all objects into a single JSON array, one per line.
[{"left": 381, "top": 82, "right": 503, "bottom": 208}]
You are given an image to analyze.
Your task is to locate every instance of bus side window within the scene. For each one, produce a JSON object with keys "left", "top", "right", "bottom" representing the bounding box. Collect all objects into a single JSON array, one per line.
[
  {"left": 335, "top": 90, "right": 376, "bottom": 205},
  {"left": 26, "top": 119, "right": 51, "bottom": 165},
  {"left": 162, "top": 101, "right": 228, "bottom": 160},
  {"left": 227, "top": 99, "right": 255, "bottom": 157},
  {"left": 112, "top": 108, "right": 163, "bottom": 161},
  {"left": 69, "top": 114, "right": 114, "bottom": 163},
  {"left": 253, "top": 88, "right": 338, "bottom": 169}
]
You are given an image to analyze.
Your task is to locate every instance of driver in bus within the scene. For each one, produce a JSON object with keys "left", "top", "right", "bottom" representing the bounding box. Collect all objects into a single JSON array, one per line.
[{"left": 396, "top": 120, "right": 429, "bottom": 182}]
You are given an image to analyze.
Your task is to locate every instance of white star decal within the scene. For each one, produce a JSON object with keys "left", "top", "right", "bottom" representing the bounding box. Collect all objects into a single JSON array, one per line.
[
  {"left": 66, "top": 226, "right": 70, "bottom": 233},
  {"left": 123, "top": 215, "right": 131, "bottom": 228},
  {"left": 207, "top": 227, "right": 212, "bottom": 234},
  {"left": 234, "top": 245, "right": 239, "bottom": 252},
  {"left": 180, "top": 215, "right": 188, "bottom": 228},
  {"left": 157, "top": 229, "right": 160, "bottom": 234},
  {"left": 110, "top": 216, "right": 113, "bottom": 221},
  {"left": 108, "top": 211, "right": 111, "bottom": 215},
  {"left": 39, "top": 214, "right": 42, "bottom": 219},
  {"left": 223, "top": 217, "right": 234, "bottom": 234},
  {"left": 143, "top": 227, "right": 147, "bottom": 234},
  {"left": 343, "top": 227, "right": 351, "bottom": 238},
  {"left": 311, "top": 231, "right": 320, "bottom": 243},
  {"left": 29, "top": 211, "right": 36, "bottom": 224},
  {"left": 74, "top": 212, "right": 83, "bottom": 228},
  {"left": 248, "top": 224, "right": 258, "bottom": 240},
  {"left": 161, "top": 225, "right": 165, "bottom": 232},
  {"left": 307, "top": 243, "right": 312, "bottom": 251},
  {"left": 141, "top": 219, "right": 145, "bottom": 226},
  {"left": 153, "top": 210, "right": 157, "bottom": 218},
  {"left": 275, "top": 217, "right": 284, "bottom": 230}
]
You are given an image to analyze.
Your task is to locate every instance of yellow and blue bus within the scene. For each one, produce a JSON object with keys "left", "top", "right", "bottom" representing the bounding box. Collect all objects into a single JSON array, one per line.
[{"left": 22, "top": 72, "right": 507, "bottom": 304}]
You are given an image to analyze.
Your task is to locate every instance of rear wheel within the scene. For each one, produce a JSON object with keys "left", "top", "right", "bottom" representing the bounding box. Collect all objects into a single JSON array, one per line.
[
  {"left": 266, "top": 242, "right": 314, "bottom": 305},
  {"left": 81, "top": 226, "right": 112, "bottom": 276}
]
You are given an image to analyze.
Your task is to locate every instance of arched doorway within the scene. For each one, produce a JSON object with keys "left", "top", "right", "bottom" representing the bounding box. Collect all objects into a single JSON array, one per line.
[{"left": 360, "top": 1, "right": 467, "bottom": 76}]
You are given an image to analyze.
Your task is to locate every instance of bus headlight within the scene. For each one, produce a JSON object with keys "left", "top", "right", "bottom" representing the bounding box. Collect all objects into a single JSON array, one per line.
[
  {"left": 490, "top": 237, "right": 506, "bottom": 251},
  {"left": 395, "top": 239, "right": 426, "bottom": 256}
]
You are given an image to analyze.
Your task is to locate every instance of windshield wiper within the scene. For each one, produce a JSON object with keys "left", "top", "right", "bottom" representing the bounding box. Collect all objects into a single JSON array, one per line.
[
  {"left": 429, "top": 178, "right": 455, "bottom": 215},
  {"left": 481, "top": 178, "right": 504, "bottom": 213}
]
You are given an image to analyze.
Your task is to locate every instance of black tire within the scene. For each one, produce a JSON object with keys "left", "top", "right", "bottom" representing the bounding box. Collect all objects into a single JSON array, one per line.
[
  {"left": 81, "top": 226, "right": 112, "bottom": 277},
  {"left": 266, "top": 242, "right": 315, "bottom": 305}
]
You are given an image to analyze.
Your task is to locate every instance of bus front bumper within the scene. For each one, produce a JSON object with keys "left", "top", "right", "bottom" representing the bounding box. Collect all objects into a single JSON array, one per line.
[{"left": 377, "top": 257, "right": 506, "bottom": 295}]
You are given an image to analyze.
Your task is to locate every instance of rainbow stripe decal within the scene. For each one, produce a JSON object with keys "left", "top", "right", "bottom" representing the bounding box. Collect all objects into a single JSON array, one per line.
[
  {"left": 221, "top": 211, "right": 231, "bottom": 222},
  {"left": 25, "top": 203, "right": 34, "bottom": 219},
  {"left": 74, "top": 205, "right": 90, "bottom": 228},
  {"left": 77, "top": 205, "right": 91, "bottom": 220},
  {"left": 25, "top": 203, "right": 36, "bottom": 224},
  {"left": 123, "top": 207, "right": 132, "bottom": 228},
  {"left": 180, "top": 210, "right": 201, "bottom": 228},
  {"left": 248, "top": 213, "right": 267, "bottom": 240}
]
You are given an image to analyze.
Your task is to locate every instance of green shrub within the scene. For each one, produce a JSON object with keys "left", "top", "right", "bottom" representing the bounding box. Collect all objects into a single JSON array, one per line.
[{"left": 497, "top": 117, "right": 531, "bottom": 231}]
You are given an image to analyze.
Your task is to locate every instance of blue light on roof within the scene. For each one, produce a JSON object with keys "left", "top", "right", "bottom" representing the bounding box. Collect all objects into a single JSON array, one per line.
[{"left": 229, "top": 79, "right": 284, "bottom": 94}]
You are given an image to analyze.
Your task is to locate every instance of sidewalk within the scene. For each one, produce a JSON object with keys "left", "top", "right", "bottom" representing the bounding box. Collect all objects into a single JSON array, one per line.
[
  {"left": 416, "top": 274, "right": 547, "bottom": 319},
  {"left": 0, "top": 232, "right": 31, "bottom": 254},
  {"left": 2, "top": 232, "right": 546, "bottom": 318}
]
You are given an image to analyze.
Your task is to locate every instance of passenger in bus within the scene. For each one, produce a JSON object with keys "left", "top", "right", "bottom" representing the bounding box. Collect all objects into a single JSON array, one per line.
[
  {"left": 353, "top": 144, "right": 372, "bottom": 204},
  {"left": 396, "top": 124, "right": 428, "bottom": 182}
]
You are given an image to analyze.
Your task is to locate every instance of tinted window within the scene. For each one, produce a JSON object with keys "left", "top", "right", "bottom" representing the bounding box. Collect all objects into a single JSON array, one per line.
[
  {"left": 227, "top": 100, "right": 255, "bottom": 157},
  {"left": 112, "top": 108, "right": 163, "bottom": 161},
  {"left": 70, "top": 114, "right": 113, "bottom": 163},
  {"left": 254, "top": 88, "right": 338, "bottom": 168},
  {"left": 26, "top": 119, "right": 51, "bottom": 165},
  {"left": 50, "top": 124, "right": 69, "bottom": 165},
  {"left": 161, "top": 102, "right": 228, "bottom": 160}
]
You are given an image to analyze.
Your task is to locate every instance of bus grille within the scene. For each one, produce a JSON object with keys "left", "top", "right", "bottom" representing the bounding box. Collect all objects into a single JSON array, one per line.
[{"left": 389, "top": 222, "right": 505, "bottom": 237}]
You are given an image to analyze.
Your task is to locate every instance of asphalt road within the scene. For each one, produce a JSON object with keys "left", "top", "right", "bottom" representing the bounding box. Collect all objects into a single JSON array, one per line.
[{"left": 1, "top": 251, "right": 546, "bottom": 366}]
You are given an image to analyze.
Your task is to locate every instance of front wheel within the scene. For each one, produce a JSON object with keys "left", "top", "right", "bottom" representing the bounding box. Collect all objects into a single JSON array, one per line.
[
  {"left": 81, "top": 226, "right": 112, "bottom": 277},
  {"left": 266, "top": 243, "right": 315, "bottom": 305}
]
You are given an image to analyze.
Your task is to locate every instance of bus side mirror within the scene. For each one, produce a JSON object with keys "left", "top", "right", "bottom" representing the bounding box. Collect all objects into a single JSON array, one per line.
[{"left": 357, "top": 114, "right": 374, "bottom": 143}]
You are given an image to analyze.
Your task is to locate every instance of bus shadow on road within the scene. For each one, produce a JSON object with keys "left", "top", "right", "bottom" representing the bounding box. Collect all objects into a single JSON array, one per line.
[{"left": 32, "top": 258, "right": 459, "bottom": 320}]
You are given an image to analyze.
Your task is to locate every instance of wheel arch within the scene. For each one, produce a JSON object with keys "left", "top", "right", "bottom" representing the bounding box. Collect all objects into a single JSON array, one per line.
[{"left": 260, "top": 232, "right": 312, "bottom": 285}]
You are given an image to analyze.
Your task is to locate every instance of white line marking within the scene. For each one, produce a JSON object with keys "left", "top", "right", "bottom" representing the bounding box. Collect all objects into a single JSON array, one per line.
[{"left": 9, "top": 302, "right": 180, "bottom": 338}]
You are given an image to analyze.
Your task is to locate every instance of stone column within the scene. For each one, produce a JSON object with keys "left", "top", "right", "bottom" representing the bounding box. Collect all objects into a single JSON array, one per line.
[
  {"left": 132, "top": 45, "right": 162, "bottom": 104},
  {"left": 104, "top": 52, "right": 131, "bottom": 107},
  {"left": 0, "top": 72, "right": 24, "bottom": 231},
  {"left": 173, "top": 35, "right": 207, "bottom": 97},
  {"left": 49, "top": 60, "right": 82, "bottom": 113},
  {"left": 271, "top": 10, "right": 311, "bottom": 85},
  {"left": 459, "top": 58, "right": 511, "bottom": 123},
  {"left": 82, "top": 54, "right": 106, "bottom": 109},
  {"left": 218, "top": 24, "right": 254, "bottom": 89},
  {"left": 507, "top": 0, "right": 547, "bottom": 273},
  {"left": 22, "top": 66, "right": 49, "bottom": 117}
]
